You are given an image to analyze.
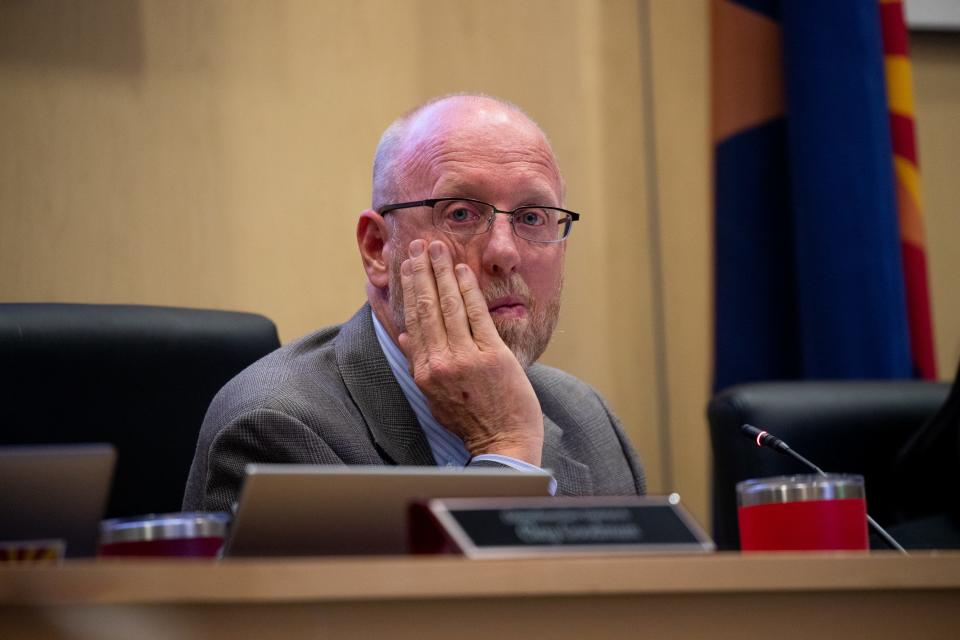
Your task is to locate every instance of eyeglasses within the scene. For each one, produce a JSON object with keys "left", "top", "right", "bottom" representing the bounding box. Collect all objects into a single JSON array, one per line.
[{"left": 377, "top": 197, "right": 580, "bottom": 243}]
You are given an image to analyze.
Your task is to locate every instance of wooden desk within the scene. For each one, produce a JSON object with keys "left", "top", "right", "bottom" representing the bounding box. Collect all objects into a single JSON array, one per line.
[{"left": 2, "top": 552, "right": 959, "bottom": 639}]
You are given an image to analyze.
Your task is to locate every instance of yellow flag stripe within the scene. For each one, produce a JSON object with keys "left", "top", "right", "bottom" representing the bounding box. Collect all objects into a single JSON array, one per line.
[
  {"left": 885, "top": 56, "right": 914, "bottom": 116},
  {"left": 894, "top": 155, "right": 923, "bottom": 213}
]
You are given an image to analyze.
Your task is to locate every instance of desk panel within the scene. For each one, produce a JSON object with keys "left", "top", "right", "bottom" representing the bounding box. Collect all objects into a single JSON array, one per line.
[{"left": 2, "top": 553, "right": 959, "bottom": 639}]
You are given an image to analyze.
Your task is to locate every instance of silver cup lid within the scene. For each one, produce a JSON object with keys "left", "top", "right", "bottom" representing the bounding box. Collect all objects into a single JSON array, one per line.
[
  {"left": 736, "top": 474, "right": 865, "bottom": 508},
  {"left": 100, "top": 511, "right": 231, "bottom": 544}
]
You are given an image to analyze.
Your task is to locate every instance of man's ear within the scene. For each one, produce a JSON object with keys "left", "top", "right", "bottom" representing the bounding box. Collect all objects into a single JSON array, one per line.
[{"left": 357, "top": 210, "right": 391, "bottom": 288}]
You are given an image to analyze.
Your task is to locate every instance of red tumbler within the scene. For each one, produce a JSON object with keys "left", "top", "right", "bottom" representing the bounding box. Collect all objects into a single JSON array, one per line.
[
  {"left": 98, "top": 512, "right": 230, "bottom": 558},
  {"left": 736, "top": 474, "right": 869, "bottom": 552}
]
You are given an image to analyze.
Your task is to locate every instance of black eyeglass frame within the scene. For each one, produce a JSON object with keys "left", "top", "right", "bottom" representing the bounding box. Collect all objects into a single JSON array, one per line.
[{"left": 376, "top": 197, "right": 581, "bottom": 243}]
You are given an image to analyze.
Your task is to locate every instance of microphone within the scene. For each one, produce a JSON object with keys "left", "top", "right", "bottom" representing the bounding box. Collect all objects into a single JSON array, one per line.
[
  {"left": 740, "top": 424, "right": 906, "bottom": 554},
  {"left": 741, "top": 424, "right": 824, "bottom": 474},
  {"left": 742, "top": 424, "right": 789, "bottom": 453}
]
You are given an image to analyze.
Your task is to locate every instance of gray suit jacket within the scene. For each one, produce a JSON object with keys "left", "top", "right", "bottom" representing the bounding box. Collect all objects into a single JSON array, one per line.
[{"left": 183, "top": 305, "right": 645, "bottom": 511}]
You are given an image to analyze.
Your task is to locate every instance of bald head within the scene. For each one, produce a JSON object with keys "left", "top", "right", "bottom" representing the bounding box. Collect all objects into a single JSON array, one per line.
[{"left": 371, "top": 94, "right": 564, "bottom": 210}]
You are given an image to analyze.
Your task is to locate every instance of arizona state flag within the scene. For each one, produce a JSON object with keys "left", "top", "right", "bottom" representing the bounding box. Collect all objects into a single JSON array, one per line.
[{"left": 712, "top": 0, "right": 936, "bottom": 391}]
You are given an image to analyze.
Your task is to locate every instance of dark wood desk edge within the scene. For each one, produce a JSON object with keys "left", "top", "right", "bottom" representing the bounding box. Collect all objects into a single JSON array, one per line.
[{"left": 2, "top": 552, "right": 959, "bottom": 606}]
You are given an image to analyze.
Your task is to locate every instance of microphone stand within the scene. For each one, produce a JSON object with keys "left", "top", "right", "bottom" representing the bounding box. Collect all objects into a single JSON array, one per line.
[{"left": 742, "top": 424, "right": 907, "bottom": 554}]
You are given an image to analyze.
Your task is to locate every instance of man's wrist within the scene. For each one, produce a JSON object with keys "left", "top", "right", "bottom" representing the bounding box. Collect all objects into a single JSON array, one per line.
[
  {"left": 465, "top": 436, "right": 543, "bottom": 467},
  {"left": 469, "top": 454, "right": 557, "bottom": 496}
]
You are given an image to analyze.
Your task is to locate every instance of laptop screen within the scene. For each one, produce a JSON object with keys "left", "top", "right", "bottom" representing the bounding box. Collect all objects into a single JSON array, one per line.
[{"left": 0, "top": 444, "right": 115, "bottom": 558}]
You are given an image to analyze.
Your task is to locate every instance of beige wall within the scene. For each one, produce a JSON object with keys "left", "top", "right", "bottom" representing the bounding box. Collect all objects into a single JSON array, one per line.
[
  {"left": 1, "top": 0, "right": 957, "bottom": 528},
  {"left": 913, "top": 33, "right": 960, "bottom": 377},
  {"left": 647, "top": 1, "right": 712, "bottom": 522}
]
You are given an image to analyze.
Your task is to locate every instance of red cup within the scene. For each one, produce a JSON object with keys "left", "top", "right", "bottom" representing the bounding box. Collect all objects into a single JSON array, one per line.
[
  {"left": 98, "top": 512, "right": 230, "bottom": 558},
  {"left": 736, "top": 474, "right": 869, "bottom": 551}
]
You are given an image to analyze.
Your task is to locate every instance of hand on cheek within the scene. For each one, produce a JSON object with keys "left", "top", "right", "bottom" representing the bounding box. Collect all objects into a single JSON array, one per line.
[{"left": 397, "top": 239, "right": 544, "bottom": 465}]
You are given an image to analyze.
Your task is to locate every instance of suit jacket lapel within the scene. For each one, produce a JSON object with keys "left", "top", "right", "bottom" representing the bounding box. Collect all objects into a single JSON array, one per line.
[
  {"left": 335, "top": 305, "right": 436, "bottom": 466},
  {"left": 542, "top": 416, "right": 594, "bottom": 496}
]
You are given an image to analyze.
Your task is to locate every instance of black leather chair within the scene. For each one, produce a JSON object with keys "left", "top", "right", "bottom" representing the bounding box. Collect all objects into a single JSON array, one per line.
[
  {"left": 707, "top": 381, "right": 949, "bottom": 550},
  {"left": 0, "top": 303, "right": 280, "bottom": 518}
]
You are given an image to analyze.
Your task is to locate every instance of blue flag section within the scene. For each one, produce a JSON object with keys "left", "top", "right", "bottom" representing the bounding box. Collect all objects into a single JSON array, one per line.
[{"left": 712, "top": 0, "right": 913, "bottom": 392}]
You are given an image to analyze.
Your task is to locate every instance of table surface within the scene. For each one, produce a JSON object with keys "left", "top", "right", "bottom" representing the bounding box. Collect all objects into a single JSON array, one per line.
[{"left": 3, "top": 551, "right": 960, "bottom": 605}]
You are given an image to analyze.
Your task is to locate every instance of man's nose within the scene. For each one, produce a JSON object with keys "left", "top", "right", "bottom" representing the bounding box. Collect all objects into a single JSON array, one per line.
[{"left": 481, "top": 214, "right": 521, "bottom": 276}]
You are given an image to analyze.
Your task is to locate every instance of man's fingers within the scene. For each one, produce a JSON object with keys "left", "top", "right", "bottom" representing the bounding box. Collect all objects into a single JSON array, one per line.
[
  {"left": 428, "top": 241, "right": 472, "bottom": 345},
  {"left": 455, "top": 263, "right": 501, "bottom": 347},
  {"left": 407, "top": 239, "right": 447, "bottom": 351},
  {"left": 396, "top": 331, "right": 414, "bottom": 366},
  {"left": 399, "top": 257, "right": 424, "bottom": 358}
]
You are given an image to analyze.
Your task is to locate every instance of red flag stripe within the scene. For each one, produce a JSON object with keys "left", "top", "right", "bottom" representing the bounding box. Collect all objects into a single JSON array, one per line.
[
  {"left": 889, "top": 113, "right": 918, "bottom": 165},
  {"left": 880, "top": 1, "right": 909, "bottom": 56},
  {"left": 901, "top": 243, "right": 937, "bottom": 379}
]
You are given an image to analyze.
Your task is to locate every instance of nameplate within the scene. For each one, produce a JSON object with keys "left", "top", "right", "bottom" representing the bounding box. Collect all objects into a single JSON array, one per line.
[{"left": 409, "top": 495, "right": 714, "bottom": 558}]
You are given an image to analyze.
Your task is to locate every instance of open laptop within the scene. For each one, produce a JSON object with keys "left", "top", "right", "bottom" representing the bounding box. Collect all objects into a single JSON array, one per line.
[
  {"left": 0, "top": 444, "right": 116, "bottom": 558},
  {"left": 224, "top": 464, "right": 553, "bottom": 557}
]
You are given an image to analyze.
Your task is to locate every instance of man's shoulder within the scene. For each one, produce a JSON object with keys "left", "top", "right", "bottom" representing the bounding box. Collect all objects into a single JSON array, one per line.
[
  {"left": 207, "top": 321, "right": 347, "bottom": 422},
  {"left": 526, "top": 362, "right": 612, "bottom": 417},
  {"left": 183, "top": 309, "right": 385, "bottom": 511},
  {"left": 527, "top": 362, "right": 595, "bottom": 395}
]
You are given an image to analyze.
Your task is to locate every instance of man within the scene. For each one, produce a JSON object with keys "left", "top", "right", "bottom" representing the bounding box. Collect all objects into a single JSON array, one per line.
[{"left": 183, "top": 94, "right": 645, "bottom": 512}]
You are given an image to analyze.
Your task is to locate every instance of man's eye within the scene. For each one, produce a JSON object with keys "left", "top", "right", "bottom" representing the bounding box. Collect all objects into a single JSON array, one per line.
[
  {"left": 518, "top": 209, "right": 547, "bottom": 226},
  {"left": 448, "top": 208, "right": 475, "bottom": 222}
]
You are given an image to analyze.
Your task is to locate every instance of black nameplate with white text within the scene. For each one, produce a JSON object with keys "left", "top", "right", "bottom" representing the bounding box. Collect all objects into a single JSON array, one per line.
[{"left": 409, "top": 496, "right": 714, "bottom": 558}]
